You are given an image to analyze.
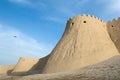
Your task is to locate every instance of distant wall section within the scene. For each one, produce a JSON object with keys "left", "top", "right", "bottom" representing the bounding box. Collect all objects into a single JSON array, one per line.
[
  {"left": 107, "top": 18, "right": 120, "bottom": 52},
  {"left": 0, "top": 65, "right": 15, "bottom": 74}
]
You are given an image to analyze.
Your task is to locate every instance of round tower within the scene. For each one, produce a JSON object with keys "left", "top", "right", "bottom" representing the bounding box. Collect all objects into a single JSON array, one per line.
[
  {"left": 107, "top": 18, "right": 120, "bottom": 52},
  {"left": 42, "top": 14, "right": 119, "bottom": 73}
]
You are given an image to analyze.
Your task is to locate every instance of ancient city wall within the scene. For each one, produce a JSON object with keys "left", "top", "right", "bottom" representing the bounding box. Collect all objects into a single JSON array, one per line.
[
  {"left": 107, "top": 18, "right": 120, "bottom": 52},
  {"left": 11, "top": 57, "right": 39, "bottom": 75},
  {"left": 0, "top": 65, "right": 15, "bottom": 74},
  {"left": 0, "top": 14, "right": 120, "bottom": 75},
  {"left": 42, "top": 14, "right": 119, "bottom": 73}
]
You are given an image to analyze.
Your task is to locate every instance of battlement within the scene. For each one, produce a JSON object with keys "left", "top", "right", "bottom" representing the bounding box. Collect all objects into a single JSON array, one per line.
[
  {"left": 108, "top": 17, "right": 120, "bottom": 24},
  {"left": 107, "top": 17, "right": 120, "bottom": 30},
  {"left": 66, "top": 14, "right": 107, "bottom": 31},
  {"left": 68, "top": 14, "right": 106, "bottom": 24}
]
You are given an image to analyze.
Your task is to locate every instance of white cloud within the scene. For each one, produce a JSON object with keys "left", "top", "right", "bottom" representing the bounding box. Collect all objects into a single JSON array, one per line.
[
  {"left": 8, "top": 0, "right": 47, "bottom": 8},
  {"left": 9, "top": 0, "right": 31, "bottom": 5},
  {"left": 96, "top": 0, "right": 120, "bottom": 15},
  {"left": 8, "top": 0, "right": 89, "bottom": 16},
  {"left": 0, "top": 24, "right": 51, "bottom": 65},
  {"left": 108, "top": 0, "right": 120, "bottom": 13}
]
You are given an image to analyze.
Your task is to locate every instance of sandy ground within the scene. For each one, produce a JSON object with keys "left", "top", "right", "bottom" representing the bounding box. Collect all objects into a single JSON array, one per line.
[{"left": 0, "top": 55, "right": 120, "bottom": 80}]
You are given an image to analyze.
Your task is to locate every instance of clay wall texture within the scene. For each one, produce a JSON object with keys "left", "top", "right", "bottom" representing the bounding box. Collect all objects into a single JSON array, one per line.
[
  {"left": 0, "top": 65, "right": 15, "bottom": 74},
  {"left": 42, "top": 14, "right": 119, "bottom": 73},
  {"left": 107, "top": 18, "right": 120, "bottom": 52}
]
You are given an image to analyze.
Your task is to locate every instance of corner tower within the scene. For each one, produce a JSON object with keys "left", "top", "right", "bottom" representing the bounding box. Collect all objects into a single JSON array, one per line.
[{"left": 42, "top": 14, "right": 119, "bottom": 73}]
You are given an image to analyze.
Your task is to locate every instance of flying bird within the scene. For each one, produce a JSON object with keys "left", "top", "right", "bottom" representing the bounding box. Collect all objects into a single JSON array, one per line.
[{"left": 13, "top": 36, "right": 17, "bottom": 38}]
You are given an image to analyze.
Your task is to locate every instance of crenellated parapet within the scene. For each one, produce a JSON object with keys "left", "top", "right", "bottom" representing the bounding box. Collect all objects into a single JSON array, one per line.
[
  {"left": 107, "top": 17, "right": 120, "bottom": 32},
  {"left": 67, "top": 14, "right": 106, "bottom": 24},
  {"left": 107, "top": 17, "right": 120, "bottom": 26}
]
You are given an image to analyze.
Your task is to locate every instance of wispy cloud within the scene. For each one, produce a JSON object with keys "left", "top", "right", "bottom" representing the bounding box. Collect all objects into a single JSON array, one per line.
[
  {"left": 8, "top": 0, "right": 47, "bottom": 8},
  {"left": 45, "top": 16, "right": 65, "bottom": 23},
  {"left": 107, "top": 0, "right": 120, "bottom": 13},
  {"left": 42, "top": 0, "right": 89, "bottom": 23},
  {"left": 9, "top": 0, "right": 31, "bottom": 5},
  {"left": 8, "top": 0, "right": 90, "bottom": 23},
  {"left": 9, "top": 0, "right": 120, "bottom": 19},
  {"left": 8, "top": 0, "right": 89, "bottom": 16},
  {"left": 95, "top": 0, "right": 120, "bottom": 19},
  {"left": 51, "top": 0, "right": 89, "bottom": 17},
  {"left": 0, "top": 24, "right": 51, "bottom": 65}
]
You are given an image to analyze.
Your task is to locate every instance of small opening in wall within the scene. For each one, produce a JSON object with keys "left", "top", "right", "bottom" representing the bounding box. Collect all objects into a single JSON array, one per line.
[
  {"left": 72, "top": 22, "right": 74, "bottom": 25},
  {"left": 83, "top": 21, "right": 86, "bottom": 23},
  {"left": 111, "top": 25, "right": 114, "bottom": 27}
]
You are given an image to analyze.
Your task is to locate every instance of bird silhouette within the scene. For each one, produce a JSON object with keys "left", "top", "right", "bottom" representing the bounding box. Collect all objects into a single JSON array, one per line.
[{"left": 13, "top": 36, "right": 17, "bottom": 38}]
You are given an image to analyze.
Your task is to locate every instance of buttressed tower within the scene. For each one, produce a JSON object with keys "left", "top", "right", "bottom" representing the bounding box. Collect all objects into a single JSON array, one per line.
[{"left": 42, "top": 14, "right": 119, "bottom": 73}]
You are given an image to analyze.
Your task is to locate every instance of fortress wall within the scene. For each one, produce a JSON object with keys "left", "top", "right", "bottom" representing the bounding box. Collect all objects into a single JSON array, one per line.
[
  {"left": 0, "top": 55, "right": 50, "bottom": 75},
  {"left": 0, "top": 65, "right": 15, "bottom": 74},
  {"left": 42, "top": 14, "right": 119, "bottom": 73},
  {"left": 107, "top": 18, "right": 120, "bottom": 52},
  {"left": 11, "top": 57, "right": 39, "bottom": 74},
  {"left": 1, "top": 14, "right": 120, "bottom": 76}
]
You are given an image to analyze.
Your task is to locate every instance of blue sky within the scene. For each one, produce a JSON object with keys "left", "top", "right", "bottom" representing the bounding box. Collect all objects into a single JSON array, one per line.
[{"left": 0, "top": 0, "right": 120, "bottom": 65}]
